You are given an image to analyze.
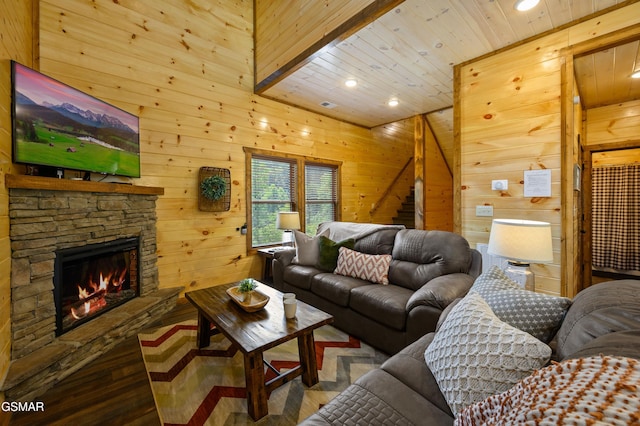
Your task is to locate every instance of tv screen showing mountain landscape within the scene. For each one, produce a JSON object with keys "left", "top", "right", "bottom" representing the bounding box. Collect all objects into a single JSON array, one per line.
[{"left": 12, "top": 61, "right": 140, "bottom": 178}]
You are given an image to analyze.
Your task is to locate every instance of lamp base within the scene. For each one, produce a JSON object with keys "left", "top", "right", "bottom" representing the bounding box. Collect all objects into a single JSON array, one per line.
[
  {"left": 281, "top": 230, "right": 295, "bottom": 247},
  {"left": 504, "top": 261, "right": 535, "bottom": 291}
]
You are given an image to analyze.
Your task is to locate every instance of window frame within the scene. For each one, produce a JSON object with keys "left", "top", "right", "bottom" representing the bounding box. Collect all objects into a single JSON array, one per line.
[{"left": 244, "top": 148, "right": 341, "bottom": 252}]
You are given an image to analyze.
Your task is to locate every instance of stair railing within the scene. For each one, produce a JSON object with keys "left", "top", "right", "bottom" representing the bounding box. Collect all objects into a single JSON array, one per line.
[{"left": 369, "top": 156, "right": 414, "bottom": 216}]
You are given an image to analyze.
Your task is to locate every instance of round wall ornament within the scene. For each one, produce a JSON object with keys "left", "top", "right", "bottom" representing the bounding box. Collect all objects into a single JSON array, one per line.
[{"left": 200, "top": 175, "right": 226, "bottom": 201}]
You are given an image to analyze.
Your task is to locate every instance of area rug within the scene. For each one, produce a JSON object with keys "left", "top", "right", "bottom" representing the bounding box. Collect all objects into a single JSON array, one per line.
[{"left": 138, "top": 321, "right": 388, "bottom": 425}]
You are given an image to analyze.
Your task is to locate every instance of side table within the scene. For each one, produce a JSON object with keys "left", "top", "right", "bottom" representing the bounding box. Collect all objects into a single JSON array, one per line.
[{"left": 257, "top": 246, "right": 289, "bottom": 283}]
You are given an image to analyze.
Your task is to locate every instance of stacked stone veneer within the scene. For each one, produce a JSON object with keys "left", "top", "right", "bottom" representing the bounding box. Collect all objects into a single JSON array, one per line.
[
  {"left": 2, "top": 185, "right": 181, "bottom": 401},
  {"left": 9, "top": 188, "right": 159, "bottom": 358}
]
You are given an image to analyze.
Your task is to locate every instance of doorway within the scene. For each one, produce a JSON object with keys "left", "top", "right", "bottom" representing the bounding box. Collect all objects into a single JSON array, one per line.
[
  {"left": 582, "top": 143, "right": 640, "bottom": 287},
  {"left": 564, "top": 25, "right": 640, "bottom": 294}
]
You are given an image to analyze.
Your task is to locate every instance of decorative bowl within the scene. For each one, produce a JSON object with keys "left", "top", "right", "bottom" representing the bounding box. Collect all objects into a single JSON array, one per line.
[{"left": 226, "top": 286, "right": 270, "bottom": 312}]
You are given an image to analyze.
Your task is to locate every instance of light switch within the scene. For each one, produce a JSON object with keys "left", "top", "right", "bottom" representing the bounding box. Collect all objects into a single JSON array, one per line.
[{"left": 475, "top": 205, "right": 493, "bottom": 217}]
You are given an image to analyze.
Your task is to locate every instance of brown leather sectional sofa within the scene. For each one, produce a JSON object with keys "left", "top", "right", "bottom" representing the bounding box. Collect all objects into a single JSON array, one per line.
[
  {"left": 301, "top": 279, "right": 640, "bottom": 425},
  {"left": 272, "top": 222, "right": 482, "bottom": 354}
]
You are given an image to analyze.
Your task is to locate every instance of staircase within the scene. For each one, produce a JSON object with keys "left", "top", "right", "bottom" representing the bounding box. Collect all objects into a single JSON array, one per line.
[{"left": 393, "top": 187, "right": 415, "bottom": 229}]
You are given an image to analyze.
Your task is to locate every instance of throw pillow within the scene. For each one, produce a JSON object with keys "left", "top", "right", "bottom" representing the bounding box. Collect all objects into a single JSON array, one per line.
[
  {"left": 316, "top": 236, "right": 355, "bottom": 272},
  {"left": 334, "top": 246, "right": 392, "bottom": 285},
  {"left": 469, "top": 265, "right": 571, "bottom": 343},
  {"left": 424, "top": 293, "right": 551, "bottom": 415},
  {"left": 456, "top": 355, "right": 640, "bottom": 425},
  {"left": 292, "top": 229, "right": 329, "bottom": 265}
]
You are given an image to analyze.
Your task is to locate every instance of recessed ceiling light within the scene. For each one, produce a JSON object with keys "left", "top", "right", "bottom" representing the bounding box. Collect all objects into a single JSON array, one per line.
[
  {"left": 345, "top": 79, "right": 357, "bottom": 88},
  {"left": 388, "top": 99, "right": 399, "bottom": 107},
  {"left": 632, "top": 70, "right": 640, "bottom": 79},
  {"left": 514, "top": 0, "right": 540, "bottom": 11}
]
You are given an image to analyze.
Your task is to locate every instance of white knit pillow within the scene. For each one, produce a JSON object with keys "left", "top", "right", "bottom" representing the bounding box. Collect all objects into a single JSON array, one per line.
[
  {"left": 425, "top": 293, "right": 551, "bottom": 414},
  {"left": 334, "top": 247, "right": 391, "bottom": 285}
]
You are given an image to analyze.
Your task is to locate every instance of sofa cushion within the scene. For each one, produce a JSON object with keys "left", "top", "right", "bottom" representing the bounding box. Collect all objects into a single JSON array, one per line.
[
  {"left": 554, "top": 280, "right": 640, "bottom": 360},
  {"left": 381, "top": 333, "right": 452, "bottom": 416},
  {"left": 283, "top": 264, "right": 322, "bottom": 291},
  {"left": 349, "top": 285, "right": 413, "bottom": 331},
  {"left": 563, "top": 329, "right": 640, "bottom": 360},
  {"left": 292, "top": 229, "right": 329, "bottom": 265},
  {"left": 310, "top": 273, "right": 371, "bottom": 307},
  {"left": 334, "top": 247, "right": 392, "bottom": 285},
  {"left": 301, "top": 369, "right": 454, "bottom": 426},
  {"left": 353, "top": 228, "right": 400, "bottom": 255},
  {"left": 316, "top": 236, "right": 355, "bottom": 272},
  {"left": 389, "top": 230, "right": 472, "bottom": 291},
  {"left": 425, "top": 293, "right": 551, "bottom": 414},
  {"left": 469, "top": 266, "right": 571, "bottom": 342},
  {"left": 456, "top": 355, "right": 640, "bottom": 425}
]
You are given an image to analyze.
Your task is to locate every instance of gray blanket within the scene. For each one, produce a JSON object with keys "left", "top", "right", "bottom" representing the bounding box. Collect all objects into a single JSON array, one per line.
[{"left": 316, "top": 221, "right": 405, "bottom": 242}]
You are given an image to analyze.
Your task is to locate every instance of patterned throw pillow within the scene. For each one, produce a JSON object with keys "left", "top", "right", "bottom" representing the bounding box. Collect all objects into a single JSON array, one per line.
[
  {"left": 456, "top": 355, "right": 640, "bottom": 425},
  {"left": 424, "top": 293, "right": 551, "bottom": 415},
  {"left": 334, "top": 246, "right": 392, "bottom": 285},
  {"left": 316, "top": 236, "right": 355, "bottom": 272},
  {"left": 469, "top": 265, "right": 571, "bottom": 343}
]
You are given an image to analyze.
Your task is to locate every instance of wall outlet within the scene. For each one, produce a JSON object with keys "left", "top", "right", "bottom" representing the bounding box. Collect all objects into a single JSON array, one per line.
[{"left": 475, "top": 205, "right": 493, "bottom": 217}]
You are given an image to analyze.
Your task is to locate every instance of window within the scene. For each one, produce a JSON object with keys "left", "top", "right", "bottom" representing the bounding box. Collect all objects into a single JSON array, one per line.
[
  {"left": 245, "top": 149, "right": 340, "bottom": 248},
  {"left": 305, "top": 163, "right": 338, "bottom": 233}
]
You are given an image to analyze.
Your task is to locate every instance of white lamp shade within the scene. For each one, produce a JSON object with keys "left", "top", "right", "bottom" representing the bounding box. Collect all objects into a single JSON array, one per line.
[
  {"left": 276, "top": 212, "right": 301, "bottom": 230},
  {"left": 487, "top": 219, "right": 553, "bottom": 263}
]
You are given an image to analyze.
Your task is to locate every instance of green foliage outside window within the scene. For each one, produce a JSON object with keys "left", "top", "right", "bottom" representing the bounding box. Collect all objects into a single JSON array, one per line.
[{"left": 250, "top": 155, "right": 337, "bottom": 247}]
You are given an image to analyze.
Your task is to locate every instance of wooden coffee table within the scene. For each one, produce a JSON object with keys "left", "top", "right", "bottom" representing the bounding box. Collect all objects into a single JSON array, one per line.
[{"left": 184, "top": 281, "right": 333, "bottom": 421}]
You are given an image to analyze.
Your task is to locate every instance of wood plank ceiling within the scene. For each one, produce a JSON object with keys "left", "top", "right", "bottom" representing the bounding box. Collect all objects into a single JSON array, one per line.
[
  {"left": 574, "top": 39, "right": 640, "bottom": 109},
  {"left": 256, "top": 0, "right": 636, "bottom": 128}
]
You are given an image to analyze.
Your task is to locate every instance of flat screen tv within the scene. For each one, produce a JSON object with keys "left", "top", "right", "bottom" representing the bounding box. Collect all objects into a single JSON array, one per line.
[{"left": 11, "top": 61, "right": 141, "bottom": 178}]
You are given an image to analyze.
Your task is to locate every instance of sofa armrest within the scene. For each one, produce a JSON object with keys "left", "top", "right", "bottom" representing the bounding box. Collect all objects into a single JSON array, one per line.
[
  {"left": 406, "top": 273, "right": 474, "bottom": 311},
  {"left": 273, "top": 247, "right": 296, "bottom": 265},
  {"left": 271, "top": 248, "right": 296, "bottom": 290}
]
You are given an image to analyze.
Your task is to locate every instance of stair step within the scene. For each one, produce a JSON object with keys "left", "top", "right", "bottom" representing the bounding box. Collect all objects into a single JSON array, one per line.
[
  {"left": 401, "top": 202, "right": 414, "bottom": 210},
  {"left": 394, "top": 211, "right": 414, "bottom": 220}
]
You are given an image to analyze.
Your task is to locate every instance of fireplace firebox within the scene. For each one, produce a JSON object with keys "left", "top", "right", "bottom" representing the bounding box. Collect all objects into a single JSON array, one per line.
[{"left": 54, "top": 237, "right": 140, "bottom": 336}]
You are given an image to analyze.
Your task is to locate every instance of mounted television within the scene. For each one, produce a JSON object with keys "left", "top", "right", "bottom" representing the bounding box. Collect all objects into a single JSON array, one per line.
[{"left": 11, "top": 61, "right": 141, "bottom": 178}]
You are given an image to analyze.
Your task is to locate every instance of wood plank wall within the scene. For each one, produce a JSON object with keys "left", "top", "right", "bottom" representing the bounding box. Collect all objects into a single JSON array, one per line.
[
  {"left": 592, "top": 148, "right": 640, "bottom": 166},
  {"left": 255, "top": 0, "right": 374, "bottom": 85},
  {"left": 457, "top": 3, "right": 640, "bottom": 297},
  {"left": 0, "top": 0, "right": 34, "bottom": 411},
  {"left": 415, "top": 115, "right": 452, "bottom": 231},
  {"left": 586, "top": 99, "right": 640, "bottom": 146},
  {"left": 35, "top": 0, "right": 413, "bottom": 295}
]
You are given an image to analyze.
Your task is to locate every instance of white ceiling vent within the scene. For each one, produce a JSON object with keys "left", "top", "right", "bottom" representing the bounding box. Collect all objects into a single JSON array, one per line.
[{"left": 319, "top": 101, "right": 338, "bottom": 109}]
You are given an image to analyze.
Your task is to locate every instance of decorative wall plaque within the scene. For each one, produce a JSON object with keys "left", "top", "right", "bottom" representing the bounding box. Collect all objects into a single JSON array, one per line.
[{"left": 198, "top": 167, "right": 231, "bottom": 212}]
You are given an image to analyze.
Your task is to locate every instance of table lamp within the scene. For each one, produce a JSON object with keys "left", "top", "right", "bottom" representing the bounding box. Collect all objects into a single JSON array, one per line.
[
  {"left": 487, "top": 219, "right": 553, "bottom": 291},
  {"left": 276, "top": 212, "right": 301, "bottom": 247}
]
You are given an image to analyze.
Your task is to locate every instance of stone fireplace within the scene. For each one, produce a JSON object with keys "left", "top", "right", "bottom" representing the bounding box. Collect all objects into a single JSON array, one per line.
[{"left": 1, "top": 175, "right": 182, "bottom": 401}]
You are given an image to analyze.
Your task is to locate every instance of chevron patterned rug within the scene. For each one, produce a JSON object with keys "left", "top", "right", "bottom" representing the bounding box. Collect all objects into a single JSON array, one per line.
[{"left": 138, "top": 320, "right": 388, "bottom": 425}]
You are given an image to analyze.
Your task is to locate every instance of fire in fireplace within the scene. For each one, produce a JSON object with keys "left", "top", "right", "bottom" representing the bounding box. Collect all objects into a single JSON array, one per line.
[{"left": 54, "top": 237, "right": 140, "bottom": 335}]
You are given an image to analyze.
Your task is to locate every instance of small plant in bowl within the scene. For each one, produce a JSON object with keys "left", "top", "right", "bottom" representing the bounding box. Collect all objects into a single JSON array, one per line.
[{"left": 238, "top": 278, "right": 257, "bottom": 301}]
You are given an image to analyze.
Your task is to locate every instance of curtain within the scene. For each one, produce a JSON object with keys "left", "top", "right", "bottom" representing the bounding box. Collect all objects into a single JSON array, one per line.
[{"left": 592, "top": 164, "right": 640, "bottom": 272}]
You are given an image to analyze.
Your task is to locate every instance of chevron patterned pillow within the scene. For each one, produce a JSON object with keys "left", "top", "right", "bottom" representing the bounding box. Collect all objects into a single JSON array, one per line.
[
  {"left": 470, "top": 266, "right": 571, "bottom": 343},
  {"left": 334, "top": 247, "right": 392, "bottom": 285}
]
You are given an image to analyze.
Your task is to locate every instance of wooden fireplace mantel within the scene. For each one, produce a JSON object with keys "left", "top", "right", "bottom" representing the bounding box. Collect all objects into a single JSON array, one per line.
[{"left": 5, "top": 174, "right": 164, "bottom": 195}]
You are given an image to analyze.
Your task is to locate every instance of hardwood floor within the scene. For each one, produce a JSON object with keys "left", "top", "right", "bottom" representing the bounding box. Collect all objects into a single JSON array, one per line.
[{"left": 9, "top": 299, "right": 198, "bottom": 426}]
